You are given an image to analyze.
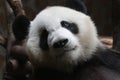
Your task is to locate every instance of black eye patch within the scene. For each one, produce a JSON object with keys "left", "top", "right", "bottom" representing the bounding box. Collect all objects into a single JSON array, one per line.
[
  {"left": 39, "top": 30, "right": 49, "bottom": 50},
  {"left": 61, "top": 21, "right": 79, "bottom": 34}
]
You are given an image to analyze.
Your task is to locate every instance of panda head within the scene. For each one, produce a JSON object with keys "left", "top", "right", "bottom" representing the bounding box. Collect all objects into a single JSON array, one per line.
[{"left": 13, "top": 6, "right": 103, "bottom": 69}]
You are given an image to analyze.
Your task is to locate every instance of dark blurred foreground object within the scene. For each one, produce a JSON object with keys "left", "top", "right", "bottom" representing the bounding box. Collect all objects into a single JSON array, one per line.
[
  {"left": 3, "top": 45, "right": 33, "bottom": 80},
  {"left": 4, "top": 0, "right": 32, "bottom": 80}
]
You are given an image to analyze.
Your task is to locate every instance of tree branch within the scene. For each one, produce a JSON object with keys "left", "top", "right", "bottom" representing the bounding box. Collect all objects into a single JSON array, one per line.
[{"left": 6, "top": 0, "right": 25, "bottom": 16}]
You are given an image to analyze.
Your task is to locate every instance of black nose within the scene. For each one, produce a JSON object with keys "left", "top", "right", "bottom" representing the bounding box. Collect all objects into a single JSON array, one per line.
[{"left": 53, "top": 39, "right": 68, "bottom": 48}]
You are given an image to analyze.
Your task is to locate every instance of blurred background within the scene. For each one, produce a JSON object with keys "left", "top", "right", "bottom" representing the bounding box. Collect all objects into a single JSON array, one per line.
[{"left": 0, "top": 0, "right": 119, "bottom": 79}]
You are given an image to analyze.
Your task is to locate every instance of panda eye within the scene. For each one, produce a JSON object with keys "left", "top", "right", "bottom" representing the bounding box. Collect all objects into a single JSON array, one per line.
[
  {"left": 61, "top": 21, "right": 79, "bottom": 34},
  {"left": 61, "top": 21, "right": 70, "bottom": 28}
]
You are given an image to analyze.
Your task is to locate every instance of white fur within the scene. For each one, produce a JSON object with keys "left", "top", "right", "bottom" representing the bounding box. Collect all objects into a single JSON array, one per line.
[{"left": 26, "top": 6, "right": 103, "bottom": 71}]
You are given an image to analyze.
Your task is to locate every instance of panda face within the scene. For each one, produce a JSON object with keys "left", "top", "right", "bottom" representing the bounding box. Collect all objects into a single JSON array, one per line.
[
  {"left": 39, "top": 20, "right": 79, "bottom": 50},
  {"left": 26, "top": 6, "right": 101, "bottom": 67}
]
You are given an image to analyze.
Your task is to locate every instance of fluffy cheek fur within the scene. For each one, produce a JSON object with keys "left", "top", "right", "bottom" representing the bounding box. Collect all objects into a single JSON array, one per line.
[{"left": 76, "top": 17, "right": 100, "bottom": 61}]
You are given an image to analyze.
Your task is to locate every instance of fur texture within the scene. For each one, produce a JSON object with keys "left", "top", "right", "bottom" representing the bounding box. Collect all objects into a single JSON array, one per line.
[{"left": 26, "top": 6, "right": 103, "bottom": 71}]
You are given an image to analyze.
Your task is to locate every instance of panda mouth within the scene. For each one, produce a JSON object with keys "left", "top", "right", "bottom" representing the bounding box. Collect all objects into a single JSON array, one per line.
[
  {"left": 55, "top": 47, "right": 77, "bottom": 58},
  {"left": 53, "top": 46, "right": 77, "bottom": 58},
  {"left": 64, "top": 46, "right": 77, "bottom": 52},
  {"left": 59, "top": 46, "right": 78, "bottom": 55}
]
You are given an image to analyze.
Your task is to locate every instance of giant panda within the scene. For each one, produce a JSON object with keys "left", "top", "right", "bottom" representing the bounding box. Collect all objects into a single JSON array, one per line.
[{"left": 12, "top": 6, "right": 120, "bottom": 80}]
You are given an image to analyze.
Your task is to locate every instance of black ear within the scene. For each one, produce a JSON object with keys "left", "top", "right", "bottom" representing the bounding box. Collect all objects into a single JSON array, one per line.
[
  {"left": 12, "top": 15, "right": 30, "bottom": 41},
  {"left": 65, "top": 0, "right": 87, "bottom": 14}
]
